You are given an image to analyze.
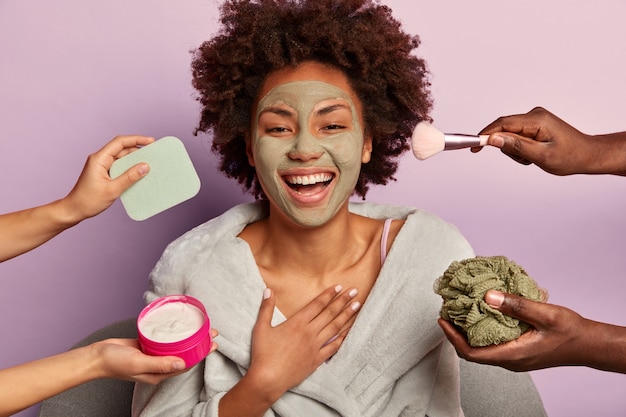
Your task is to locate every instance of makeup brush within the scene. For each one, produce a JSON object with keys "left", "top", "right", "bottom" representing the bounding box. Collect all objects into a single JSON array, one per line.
[{"left": 411, "top": 121, "right": 489, "bottom": 160}]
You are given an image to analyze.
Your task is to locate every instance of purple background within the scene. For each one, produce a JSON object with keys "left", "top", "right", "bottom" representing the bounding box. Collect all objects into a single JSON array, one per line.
[{"left": 1, "top": 1, "right": 625, "bottom": 416}]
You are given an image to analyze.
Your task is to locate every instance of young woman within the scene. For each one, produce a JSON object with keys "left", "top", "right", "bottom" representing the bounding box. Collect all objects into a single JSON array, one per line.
[{"left": 132, "top": 1, "right": 541, "bottom": 416}]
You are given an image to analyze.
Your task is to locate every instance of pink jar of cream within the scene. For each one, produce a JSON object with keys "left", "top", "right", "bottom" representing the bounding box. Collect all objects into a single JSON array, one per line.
[{"left": 137, "top": 295, "right": 211, "bottom": 368}]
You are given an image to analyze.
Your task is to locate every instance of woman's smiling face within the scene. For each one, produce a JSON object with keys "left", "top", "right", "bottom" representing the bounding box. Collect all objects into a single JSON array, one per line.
[{"left": 247, "top": 61, "right": 372, "bottom": 227}]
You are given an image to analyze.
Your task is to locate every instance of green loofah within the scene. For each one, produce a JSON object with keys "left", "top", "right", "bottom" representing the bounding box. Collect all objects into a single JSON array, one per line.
[{"left": 434, "top": 256, "right": 544, "bottom": 347}]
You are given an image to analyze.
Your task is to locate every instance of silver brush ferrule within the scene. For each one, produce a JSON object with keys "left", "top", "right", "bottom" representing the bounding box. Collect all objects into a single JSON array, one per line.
[{"left": 443, "top": 133, "right": 483, "bottom": 150}]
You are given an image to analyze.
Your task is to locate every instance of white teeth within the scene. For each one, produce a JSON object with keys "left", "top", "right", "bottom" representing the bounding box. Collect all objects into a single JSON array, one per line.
[{"left": 285, "top": 173, "right": 333, "bottom": 185}]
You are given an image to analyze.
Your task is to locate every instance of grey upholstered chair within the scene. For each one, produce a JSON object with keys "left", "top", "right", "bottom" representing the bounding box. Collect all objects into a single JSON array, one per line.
[{"left": 38, "top": 318, "right": 546, "bottom": 417}]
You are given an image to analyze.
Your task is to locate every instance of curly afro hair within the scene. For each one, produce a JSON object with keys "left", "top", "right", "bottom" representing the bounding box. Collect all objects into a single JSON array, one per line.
[{"left": 191, "top": 0, "right": 432, "bottom": 198}]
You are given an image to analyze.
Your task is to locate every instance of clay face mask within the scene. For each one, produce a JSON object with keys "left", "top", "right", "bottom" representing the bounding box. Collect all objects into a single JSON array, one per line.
[{"left": 252, "top": 80, "right": 367, "bottom": 227}]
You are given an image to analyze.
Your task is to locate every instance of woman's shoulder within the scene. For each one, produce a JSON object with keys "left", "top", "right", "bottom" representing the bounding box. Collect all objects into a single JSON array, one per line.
[
  {"left": 162, "top": 202, "right": 267, "bottom": 255},
  {"left": 350, "top": 200, "right": 469, "bottom": 249},
  {"left": 349, "top": 201, "right": 449, "bottom": 224}
]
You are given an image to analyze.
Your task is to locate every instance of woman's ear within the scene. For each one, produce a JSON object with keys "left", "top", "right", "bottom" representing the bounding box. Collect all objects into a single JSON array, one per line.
[
  {"left": 245, "top": 134, "right": 256, "bottom": 167},
  {"left": 361, "top": 134, "right": 373, "bottom": 164}
]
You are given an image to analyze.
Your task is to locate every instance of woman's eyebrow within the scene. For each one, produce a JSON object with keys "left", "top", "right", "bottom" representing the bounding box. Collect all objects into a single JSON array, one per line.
[
  {"left": 259, "top": 106, "right": 296, "bottom": 118},
  {"left": 314, "top": 103, "right": 351, "bottom": 116}
]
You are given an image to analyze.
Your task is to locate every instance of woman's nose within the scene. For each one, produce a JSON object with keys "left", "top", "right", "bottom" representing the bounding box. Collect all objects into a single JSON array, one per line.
[{"left": 288, "top": 131, "right": 324, "bottom": 161}]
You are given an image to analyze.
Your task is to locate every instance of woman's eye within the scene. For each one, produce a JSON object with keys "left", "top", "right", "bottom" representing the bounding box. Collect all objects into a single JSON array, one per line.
[
  {"left": 263, "top": 126, "right": 293, "bottom": 136},
  {"left": 267, "top": 126, "right": 290, "bottom": 133},
  {"left": 322, "top": 123, "right": 346, "bottom": 131}
]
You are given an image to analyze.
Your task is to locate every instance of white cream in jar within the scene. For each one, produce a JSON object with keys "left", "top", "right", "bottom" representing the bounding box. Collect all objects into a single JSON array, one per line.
[{"left": 138, "top": 301, "right": 205, "bottom": 343}]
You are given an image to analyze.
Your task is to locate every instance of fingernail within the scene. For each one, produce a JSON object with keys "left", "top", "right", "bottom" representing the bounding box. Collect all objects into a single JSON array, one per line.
[
  {"left": 351, "top": 301, "right": 361, "bottom": 311},
  {"left": 348, "top": 288, "right": 358, "bottom": 298},
  {"left": 335, "top": 285, "right": 343, "bottom": 293},
  {"left": 172, "top": 361, "right": 185, "bottom": 371},
  {"left": 485, "top": 290, "right": 505, "bottom": 307},
  {"left": 491, "top": 134, "right": 505, "bottom": 148},
  {"left": 137, "top": 163, "right": 149, "bottom": 175},
  {"left": 263, "top": 288, "right": 272, "bottom": 299},
  {"left": 322, "top": 334, "right": 338, "bottom": 347}
]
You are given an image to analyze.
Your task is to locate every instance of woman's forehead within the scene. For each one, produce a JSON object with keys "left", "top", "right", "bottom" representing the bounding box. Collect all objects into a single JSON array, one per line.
[
  {"left": 256, "top": 81, "right": 354, "bottom": 114},
  {"left": 256, "top": 61, "right": 359, "bottom": 101}
]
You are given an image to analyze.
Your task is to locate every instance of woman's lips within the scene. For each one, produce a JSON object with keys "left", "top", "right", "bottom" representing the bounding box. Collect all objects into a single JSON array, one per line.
[{"left": 282, "top": 172, "right": 335, "bottom": 199}]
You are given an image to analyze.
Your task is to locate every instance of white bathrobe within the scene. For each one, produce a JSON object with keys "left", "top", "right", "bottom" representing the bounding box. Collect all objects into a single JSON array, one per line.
[{"left": 132, "top": 202, "right": 474, "bottom": 417}]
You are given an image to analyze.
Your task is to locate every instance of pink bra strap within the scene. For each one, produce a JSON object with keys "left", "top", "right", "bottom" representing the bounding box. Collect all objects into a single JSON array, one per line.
[{"left": 380, "top": 218, "right": 393, "bottom": 265}]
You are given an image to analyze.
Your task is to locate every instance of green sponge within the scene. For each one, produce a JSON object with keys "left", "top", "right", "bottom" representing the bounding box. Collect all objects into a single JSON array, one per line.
[
  {"left": 109, "top": 136, "right": 201, "bottom": 221},
  {"left": 434, "top": 256, "right": 545, "bottom": 347}
]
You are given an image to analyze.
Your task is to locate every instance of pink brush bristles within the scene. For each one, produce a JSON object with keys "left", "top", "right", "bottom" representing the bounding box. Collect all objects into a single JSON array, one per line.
[
  {"left": 411, "top": 122, "right": 445, "bottom": 160},
  {"left": 411, "top": 121, "right": 489, "bottom": 160}
]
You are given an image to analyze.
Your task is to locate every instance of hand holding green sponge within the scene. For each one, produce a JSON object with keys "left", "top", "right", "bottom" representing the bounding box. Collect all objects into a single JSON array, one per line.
[
  {"left": 109, "top": 136, "right": 200, "bottom": 221},
  {"left": 434, "top": 256, "right": 546, "bottom": 347}
]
